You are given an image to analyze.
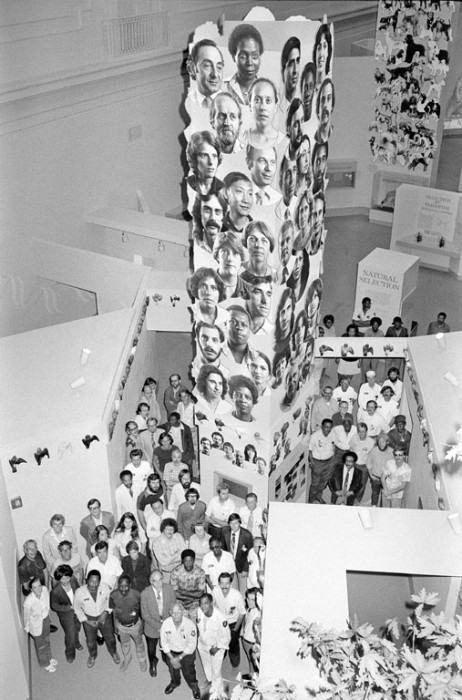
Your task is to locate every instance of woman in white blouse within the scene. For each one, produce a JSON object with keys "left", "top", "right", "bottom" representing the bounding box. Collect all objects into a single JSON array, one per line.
[{"left": 24, "top": 577, "right": 57, "bottom": 672}]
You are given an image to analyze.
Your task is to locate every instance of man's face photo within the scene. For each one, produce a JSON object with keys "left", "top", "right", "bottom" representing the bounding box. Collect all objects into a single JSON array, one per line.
[
  {"left": 283, "top": 47, "right": 300, "bottom": 100},
  {"left": 312, "top": 197, "right": 325, "bottom": 238},
  {"left": 193, "top": 44, "right": 224, "bottom": 97},
  {"left": 248, "top": 281, "right": 272, "bottom": 319},
  {"left": 302, "top": 69, "right": 315, "bottom": 120},
  {"left": 201, "top": 195, "right": 224, "bottom": 247},
  {"left": 228, "top": 309, "right": 251, "bottom": 346},
  {"left": 197, "top": 326, "right": 223, "bottom": 363},
  {"left": 288, "top": 104, "right": 303, "bottom": 152},
  {"left": 212, "top": 94, "right": 241, "bottom": 153},
  {"left": 227, "top": 179, "right": 253, "bottom": 219},
  {"left": 281, "top": 159, "right": 297, "bottom": 203},
  {"left": 201, "top": 438, "right": 211, "bottom": 455},
  {"left": 318, "top": 81, "right": 334, "bottom": 130},
  {"left": 279, "top": 223, "right": 294, "bottom": 266},
  {"left": 313, "top": 144, "right": 327, "bottom": 188},
  {"left": 249, "top": 148, "right": 277, "bottom": 189}
]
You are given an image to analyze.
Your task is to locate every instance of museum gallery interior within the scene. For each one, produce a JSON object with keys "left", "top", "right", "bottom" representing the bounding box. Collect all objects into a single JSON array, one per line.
[{"left": 1, "top": 2, "right": 462, "bottom": 699}]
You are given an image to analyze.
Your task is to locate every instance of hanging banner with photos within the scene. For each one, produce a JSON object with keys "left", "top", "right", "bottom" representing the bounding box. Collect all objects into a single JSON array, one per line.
[
  {"left": 370, "top": 0, "right": 455, "bottom": 171},
  {"left": 182, "top": 9, "right": 334, "bottom": 501}
]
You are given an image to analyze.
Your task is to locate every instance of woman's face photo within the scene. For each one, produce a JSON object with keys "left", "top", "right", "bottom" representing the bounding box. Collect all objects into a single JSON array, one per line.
[
  {"left": 205, "top": 372, "right": 223, "bottom": 401},
  {"left": 196, "top": 142, "right": 219, "bottom": 181},
  {"left": 198, "top": 276, "right": 219, "bottom": 308},
  {"left": 292, "top": 249, "right": 304, "bottom": 282},
  {"left": 298, "top": 197, "right": 310, "bottom": 231},
  {"left": 251, "top": 81, "right": 277, "bottom": 129},
  {"left": 249, "top": 356, "right": 270, "bottom": 385},
  {"left": 316, "top": 33, "right": 329, "bottom": 76},
  {"left": 235, "top": 37, "right": 261, "bottom": 83},
  {"left": 308, "top": 289, "right": 320, "bottom": 318},
  {"left": 297, "top": 140, "right": 311, "bottom": 176}
]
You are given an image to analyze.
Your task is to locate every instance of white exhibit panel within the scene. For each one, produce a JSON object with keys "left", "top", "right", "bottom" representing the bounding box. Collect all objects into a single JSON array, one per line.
[
  {"left": 0, "top": 308, "right": 135, "bottom": 551},
  {"left": 146, "top": 287, "right": 193, "bottom": 332},
  {"left": 407, "top": 331, "right": 462, "bottom": 514},
  {"left": 260, "top": 502, "right": 462, "bottom": 695},
  {"left": 391, "top": 185, "right": 462, "bottom": 277},
  {"left": 354, "top": 248, "right": 419, "bottom": 329}
]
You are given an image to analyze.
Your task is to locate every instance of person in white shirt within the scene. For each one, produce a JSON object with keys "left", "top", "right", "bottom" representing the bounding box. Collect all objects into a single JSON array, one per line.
[
  {"left": 308, "top": 418, "right": 336, "bottom": 504},
  {"left": 86, "top": 542, "right": 123, "bottom": 591},
  {"left": 332, "top": 376, "right": 357, "bottom": 413},
  {"left": 246, "top": 537, "right": 266, "bottom": 589},
  {"left": 23, "top": 577, "right": 57, "bottom": 672},
  {"left": 201, "top": 538, "right": 235, "bottom": 591},
  {"left": 381, "top": 448, "right": 412, "bottom": 508},
  {"left": 382, "top": 366, "right": 403, "bottom": 404},
  {"left": 115, "top": 470, "right": 139, "bottom": 522},
  {"left": 205, "top": 482, "right": 237, "bottom": 539},
  {"left": 168, "top": 469, "right": 201, "bottom": 518},
  {"left": 332, "top": 418, "right": 357, "bottom": 459},
  {"left": 353, "top": 296, "right": 376, "bottom": 329},
  {"left": 357, "top": 371, "right": 382, "bottom": 411},
  {"left": 239, "top": 493, "right": 264, "bottom": 538},
  {"left": 350, "top": 423, "right": 376, "bottom": 502},
  {"left": 358, "top": 400, "right": 389, "bottom": 438},
  {"left": 125, "top": 450, "right": 153, "bottom": 499},
  {"left": 197, "top": 593, "right": 230, "bottom": 697},
  {"left": 212, "top": 572, "right": 245, "bottom": 668},
  {"left": 159, "top": 602, "right": 201, "bottom": 698},
  {"left": 74, "top": 570, "right": 120, "bottom": 668},
  {"left": 377, "top": 386, "right": 399, "bottom": 427},
  {"left": 145, "top": 500, "right": 176, "bottom": 553},
  {"left": 186, "top": 39, "right": 224, "bottom": 131}
]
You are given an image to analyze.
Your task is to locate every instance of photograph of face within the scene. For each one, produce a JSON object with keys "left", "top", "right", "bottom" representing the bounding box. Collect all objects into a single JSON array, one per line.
[
  {"left": 189, "top": 40, "right": 224, "bottom": 99},
  {"left": 211, "top": 92, "right": 242, "bottom": 154},
  {"left": 186, "top": 17, "right": 333, "bottom": 476}
]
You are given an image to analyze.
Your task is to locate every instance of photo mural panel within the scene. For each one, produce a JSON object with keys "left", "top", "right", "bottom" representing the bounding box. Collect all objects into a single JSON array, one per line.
[
  {"left": 371, "top": 0, "right": 455, "bottom": 171},
  {"left": 183, "top": 12, "right": 334, "bottom": 498}
]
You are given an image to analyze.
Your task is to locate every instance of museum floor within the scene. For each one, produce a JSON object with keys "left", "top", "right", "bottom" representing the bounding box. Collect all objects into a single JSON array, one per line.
[{"left": 30, "top": 214, "right": 462, "bottom": 700}]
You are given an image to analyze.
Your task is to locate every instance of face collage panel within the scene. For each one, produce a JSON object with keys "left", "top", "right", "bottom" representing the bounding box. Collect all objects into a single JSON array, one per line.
[{"left": 185, "top": 21, "right": 333, "bottom": 471}]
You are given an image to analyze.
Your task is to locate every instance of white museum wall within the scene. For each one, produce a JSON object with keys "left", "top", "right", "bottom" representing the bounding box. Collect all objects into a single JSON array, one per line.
[
  {"left": 0, "top": 309, "right": 135, "bottom": 552},
  {"left": 0, "top": 465, "right": 29, "bottom": 700},
  {"left": 260, "top": 503, "right": 462, "bottom": 695},
  {"left": 407, "top": 332, "right": 462, "bottom": 514}
]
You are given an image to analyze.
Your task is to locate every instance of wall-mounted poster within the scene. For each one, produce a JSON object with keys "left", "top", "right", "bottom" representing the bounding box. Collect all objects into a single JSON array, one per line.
[
  {"left": 371, "top": 0, "right": 455, "bottom": 171},
  {"left": 182, "top": 8, "right": 334, "bottom": 502}
]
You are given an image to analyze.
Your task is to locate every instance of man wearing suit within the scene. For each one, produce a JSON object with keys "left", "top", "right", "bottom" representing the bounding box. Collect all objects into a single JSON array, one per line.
[
  {"left": 140, "top": 569, "right": 176, "bottom": 678},
  {"left": 220, "top": 513, "right": 253, "bottom": 593},
  {"left": 80, "top": 499, "right": 115, "bottom": 558},
  {"left": 139, "top": 417, "right": 162, "bottom": 465},
  {"left": 329, "top": 451, "right": 362, "bottom": 506},
  {"left": 159, "top": 412, "right": 195, "bottom": 468}
]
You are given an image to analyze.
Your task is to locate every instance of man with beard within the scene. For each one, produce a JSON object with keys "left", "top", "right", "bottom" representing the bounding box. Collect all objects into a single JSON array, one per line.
[
  {"left": 191, "top": 321, "right": 228, "bottom": 380},
  {"left": 286, "top": 98, "right": 304, "bottom": 160},
  {"left": 276, "top": 154, "right": 297, "bottom": 221},
  {"left": 275, "top": 219, "right": 295, "bottom": 284},
  {"left": 210, "top": 92, "right": 242, "bottom": 154},
  {"left": 192, "top": 192, "right": 227, "bottom": 253},
  {"left": 314, "top": 78, "right": 335, "bottom": 144},
  {"left": 309, "top": 191, "right": 326, "bottom": 256},
  {"left": 300, "top": 62, "right": 316, "bottom": 122},
  {"left": 312, "top": 141, "right": 328, "bottom": 193},
  {"left": 280, "top": 37, "right": 301, "bottom": 112},
  {"left": 245, "top": 145, "right": 280, "bottom": 205},
  {"left": 241, "top": 272, "right": 273, "bottom": 335},
  {"left": 367, "top": 433, "right": 394, "bottom": 507},
  {"left": 222, "top": 171, "right": 254, "bottom": 235}
]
